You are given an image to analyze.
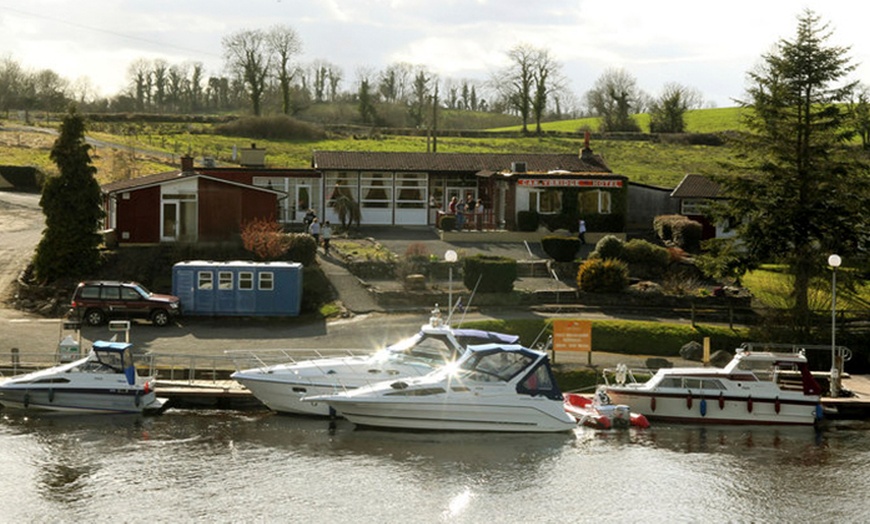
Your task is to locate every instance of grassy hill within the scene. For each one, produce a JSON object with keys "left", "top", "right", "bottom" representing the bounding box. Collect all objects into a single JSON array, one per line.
[{"left": 1, "top": 106, "right": 747, "bottom": 188}]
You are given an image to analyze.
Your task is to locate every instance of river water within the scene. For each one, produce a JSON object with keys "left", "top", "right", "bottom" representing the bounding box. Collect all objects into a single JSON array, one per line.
[{"left": 2, "top": 408, "right": 869, "bottom": 523}]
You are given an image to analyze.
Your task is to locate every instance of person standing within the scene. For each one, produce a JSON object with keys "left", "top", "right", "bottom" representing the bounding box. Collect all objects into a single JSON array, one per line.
[
  {"left": 308, "top": 216, "right": 321, "bottom": 246},
  {"left": 578, "top": 219, "right": 587, "bottom": 245},
  {"left": 321, "top": 220, "right": 332, "bottom": 255},
  {"left": 455, "top": 197, "right": 466, "bottom": 231}
]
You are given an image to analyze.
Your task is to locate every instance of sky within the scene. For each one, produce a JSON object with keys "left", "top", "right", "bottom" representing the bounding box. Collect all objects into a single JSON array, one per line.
[{"left": 1, "top": 0, "right": 869, "bottom": 109}]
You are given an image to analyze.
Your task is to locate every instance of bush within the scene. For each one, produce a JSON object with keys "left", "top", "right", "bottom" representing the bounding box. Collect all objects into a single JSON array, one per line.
[
  {"left": 440, "top": 215, "right": 456, "bottom": 231},
  {"left": 541, "top": 235, "right": 581, "bottom": 262},
  {"left": 623, "top": 239, "right": 670, "bottom": 279},
  {"left": 517, "top": 211, "right": 539, "bottom": 232},
  {"left": 283, "top": 233, "right": 318, "bottom": 267},
  {"left": 463, "top": 255, "right": 517, "bottom": 293},
  {"left": 654, "top": 214, "right": 703, "bottom": 252},
  {"left": 577, "top": 258, "right": 629, "bottom": 293},
  {"left": 593, "top": 235, "right": 624, "bottom": 260},
  {"left": 300, "top": 266, "right": 335, "bottom": 312}
]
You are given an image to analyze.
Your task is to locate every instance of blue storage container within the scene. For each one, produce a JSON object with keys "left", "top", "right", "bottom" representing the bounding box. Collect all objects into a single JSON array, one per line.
[{"left": 172, "top": 261, "right": 303, "bottom": 316}]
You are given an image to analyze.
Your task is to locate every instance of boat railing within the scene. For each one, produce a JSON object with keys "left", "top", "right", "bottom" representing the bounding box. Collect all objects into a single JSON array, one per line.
[
  {"left": 222, "top": 348, "right": 372, "bottom": 373},
  {"left": 601, "top": 365, "right": 654, "bottom": 386},
  {"left": 0, "top": 351, "right": 67, "bottom": 378}
]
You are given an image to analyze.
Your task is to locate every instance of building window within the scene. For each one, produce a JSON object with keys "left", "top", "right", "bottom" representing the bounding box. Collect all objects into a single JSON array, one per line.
[
  {"left": 259, "top": 272, "right": 274, "bottom": 290},
  {"left": 530, "top": 189, "right": 562, "bottom": 214},
  {"left": 578, "top": 190, "right": 612, "bottom": 214},
  {"left": 361, "top": 172, "right": 392, "bottom": 209},
  {"left": 396, "top": 173, "right": 427, "bottom": 209},
  {"left": 197, "top": 271, "right": 213, "bottom": 290},
  {"left": 239, "top": 272, "right": 254, "bottom": 290},
  {"left": 681, "top": 199, "right": 710, "bottom": 215},
  {"left": 326, "top": 172, "right": 359, "bottom": 209},
  {"left": 219, "top": 271, "right": 233, "bottom": 290}
]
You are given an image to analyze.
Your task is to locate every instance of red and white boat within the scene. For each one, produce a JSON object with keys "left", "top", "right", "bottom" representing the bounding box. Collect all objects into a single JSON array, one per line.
[
  {"left": 564, "top": 388, "right": 650, "bottom": 429},
  {"left": 602, "top": 346, "right": 825, "bottom": 426}
]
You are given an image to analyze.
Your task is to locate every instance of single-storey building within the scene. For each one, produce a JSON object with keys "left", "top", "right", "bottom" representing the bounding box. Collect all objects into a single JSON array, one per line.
[
  {"left": 671, "top": 173, "right": 734, "bottom": 240},
  {"left": 101, "top": 167, "right": 287, "bottom": 244}
]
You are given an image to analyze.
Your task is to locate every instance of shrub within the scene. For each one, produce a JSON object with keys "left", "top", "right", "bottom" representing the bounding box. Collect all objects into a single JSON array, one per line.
[
  {"left": 517, "top": 210, "right": 539, "bottom": 232},
  {"left": 577, "top": 258, "right": 629, "bottom": 293},
  {"left": 463, "top": 255, "right": 517, "bottom": 293},
  {"left": 654, "top": 214, "right": 703, "bottom": 252},
  {"left": 593, "top": 235, "right": 624, "bottom": 260},
  {"left": 405, "top": 242, "right": 429, "bottom": 258},
  {"left": 283, "top": 233, "right": 318, "bottom": 267},
  {"left": 541, "top": 235, "right": 581, "bottom": 262},
  {"left": 241, "top": 218, "right": 289, "bottom": 260},
  {"left": 214, "top": 115, "right": 327, "bottom": 140},
  {"left": 440, "top": 215, "right": 456, "bottom": 231},
  {"left": 623, "top": 239, "right": 670, "bottom": 279}
]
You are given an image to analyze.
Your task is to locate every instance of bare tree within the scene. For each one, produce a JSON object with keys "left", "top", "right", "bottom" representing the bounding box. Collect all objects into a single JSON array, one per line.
[
  {"left": 530, "top": 48, "right": 564, "bottom": 134},
  {"left": 127, "top": 58, "right": 151, "bottom": 111},
  {"left": 493, "top": 43, "right": 555, "bottom": 134},
  {"left": 223, "top": 29, "right": 272, "bottom": 116},
  {"left": 267, "top": 25, "right": 303, "bottom": 115},
  {"left": 585, "top": 68, "right": 646, "bottom": 132}
]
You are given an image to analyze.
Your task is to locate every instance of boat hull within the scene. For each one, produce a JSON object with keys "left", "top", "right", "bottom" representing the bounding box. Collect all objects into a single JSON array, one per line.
[
  {"left": 230, "top": 375, "right": 347, "bottom": 416},
  {"left": 0, "top": 386, "right": 162, "bottom": 414},
  {"left": 326, "top": 397, "right": 577, "bottom": 433},
  {"left": 605, "top": 389, "right": 820, "bottom": 426}
]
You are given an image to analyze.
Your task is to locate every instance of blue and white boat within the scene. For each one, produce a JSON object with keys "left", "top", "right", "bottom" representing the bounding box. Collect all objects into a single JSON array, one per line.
[{"left": 0, "top": 341, "right": 164, "bottom": 414}]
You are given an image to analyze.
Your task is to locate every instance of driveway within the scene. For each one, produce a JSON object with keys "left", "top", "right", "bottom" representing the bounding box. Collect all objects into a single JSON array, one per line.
[{"left": 0, "top": 191, "right": 42, "bottom": 306}]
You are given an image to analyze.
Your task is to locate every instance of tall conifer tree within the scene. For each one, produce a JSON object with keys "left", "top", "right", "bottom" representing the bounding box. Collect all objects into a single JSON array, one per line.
[{"left": 33, "top": 107, "right": 103, "bottom": 282}]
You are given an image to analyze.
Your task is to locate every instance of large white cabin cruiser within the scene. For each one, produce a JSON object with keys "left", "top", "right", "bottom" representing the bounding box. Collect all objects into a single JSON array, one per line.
[
  {"left": 602, "top": 347, "right": 824, "bottom": 426},
  {"left": 230, "top": 310, "right": 519, "bottom": 416},
  {"left": 306, "top": 343, "right": 577, "bottom": 433},
  {"left": 0, "top": 341, "right": 163, "bottom": 414}
]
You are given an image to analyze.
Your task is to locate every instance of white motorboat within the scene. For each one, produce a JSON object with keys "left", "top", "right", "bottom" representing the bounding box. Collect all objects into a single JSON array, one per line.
[
  {"left": 230, "top": 309, "right": 520, "bottom": 416},
  {"left": 306, "top": 343, "right": 578, "bottom": 433},
  {"left": 0, "top": 340, "right": 164, "bottom": 414},
  {"left": 602, "top": 346, "right": 825, "bottom": 426}
]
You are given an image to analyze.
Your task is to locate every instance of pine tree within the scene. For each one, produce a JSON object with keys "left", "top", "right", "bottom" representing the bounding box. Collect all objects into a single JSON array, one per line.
[
  {"left": 715, "top": 10, "right": 870, "bottom": 334},
  {"left": 33, "top": 107, "right": 104, "bottom": 283}
]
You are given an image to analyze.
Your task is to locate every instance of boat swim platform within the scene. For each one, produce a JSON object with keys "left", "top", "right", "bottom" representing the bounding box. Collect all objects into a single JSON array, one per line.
[{"left": 154, "top": 380, "right": 263, "bottom": 410}]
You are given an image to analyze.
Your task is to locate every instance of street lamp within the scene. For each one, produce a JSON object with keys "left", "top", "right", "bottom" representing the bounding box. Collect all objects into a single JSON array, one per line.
[
  {"left": 828, "top": 254, "right": 842, "bottom": 397},
  {"left": 445, "top": 250, "right": 457, "bottom": 317}
]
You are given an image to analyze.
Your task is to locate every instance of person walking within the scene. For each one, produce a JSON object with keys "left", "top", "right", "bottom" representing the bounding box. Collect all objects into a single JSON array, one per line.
[
  {"left": 578, "top": 219, "right": 587, "bottom": 245},
  {"left": 308, "top": 216, "right": 321, "bottom": 246},
  {"left": 321, "top": 220, "right": 332, "bottom": 255}
]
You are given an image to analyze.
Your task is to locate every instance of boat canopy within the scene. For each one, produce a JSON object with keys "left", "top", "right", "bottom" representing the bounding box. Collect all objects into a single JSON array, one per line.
[{"left": 91, "top": 341, "right": 137, "bottom": 385}]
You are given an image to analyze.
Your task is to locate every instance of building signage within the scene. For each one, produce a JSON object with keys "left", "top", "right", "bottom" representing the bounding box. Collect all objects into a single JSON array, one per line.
[
  {"left": 517, "top": 178, "right": 623, "bottom": 188},
  {"left": 553, "top": 319, "right": 592, "bottom": 352}
]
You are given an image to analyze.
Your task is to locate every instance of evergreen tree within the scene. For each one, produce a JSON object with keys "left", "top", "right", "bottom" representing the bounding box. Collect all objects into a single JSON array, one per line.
[
  {"left": 715, "top": 10, "right": 870, "bottom": 335},
  {"left": 33, "top": 107, "right": 103, "bottom": 283}
]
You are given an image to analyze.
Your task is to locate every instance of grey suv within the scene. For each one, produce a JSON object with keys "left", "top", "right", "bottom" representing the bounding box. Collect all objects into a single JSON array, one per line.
[{"left": 71, "top": 281, "right": 181, "bottom": 327}]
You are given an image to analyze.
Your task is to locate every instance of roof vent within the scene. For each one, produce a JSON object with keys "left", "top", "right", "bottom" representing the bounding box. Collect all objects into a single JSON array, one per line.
[{"left": 511, "top": 161, "right": 527, "bottom": 173}]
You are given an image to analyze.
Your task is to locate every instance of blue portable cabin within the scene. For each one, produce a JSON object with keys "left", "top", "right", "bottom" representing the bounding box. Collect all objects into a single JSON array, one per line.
[{"left": 172, "top": 261, "right": 303, "bottom": 316}]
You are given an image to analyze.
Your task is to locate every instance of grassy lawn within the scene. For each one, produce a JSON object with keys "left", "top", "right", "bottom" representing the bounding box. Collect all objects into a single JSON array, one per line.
[{"left": 742, "top": 265, "right": 870, "bottom": 314}]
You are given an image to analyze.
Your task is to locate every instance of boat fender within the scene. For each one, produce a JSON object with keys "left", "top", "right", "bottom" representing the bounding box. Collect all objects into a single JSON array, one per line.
[
  {"left": 700, "top": 398, "right": 707, "bottom": 417},
  {"left": 774, "top": 396, "right": 781, "bottom": 414},
  {"left": 650, "top": 396, "right": 656, "bottom": 412},
  {"left": 747, "top": 396, "right": 753, "bottom": 413},
  {"left": 48, "top": 388, "right": 54, "bottom": 403},
  {"left": 815, "top": 403, "right": 824, "bottom": 421},
  {"left": 718, "top": 393, "right": 725, "bottom": 410},
  {"left": 686, "top": 392, "right": 693, "bottom": 410},
  {"left": 135, "top": 390, "right": 141, "bottom": 408},
  {"left": 23, "top": 392, "right": 30, "bottom": 409}
]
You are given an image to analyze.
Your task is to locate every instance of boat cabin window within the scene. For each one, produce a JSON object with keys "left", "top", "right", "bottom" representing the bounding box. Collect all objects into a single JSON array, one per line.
[
  {"left": 681, "top": 378, "right": 725, "bottom": 390},
  {"left": 737, "top": 360, "right": 776, "bottom": 381},
  {"left": 461, "top": 350, "right": 535, "bottom": 382}
]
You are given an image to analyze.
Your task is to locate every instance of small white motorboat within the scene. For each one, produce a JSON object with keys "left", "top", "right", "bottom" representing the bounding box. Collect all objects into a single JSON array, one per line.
[
  {"left": 0, "top": 340, "right": 164, "bottom": 414},
  {"left": 602, "top": 346, "right": 825, "bottom": 426},
  {"left": 306, "top": 343, "right": 578, "bottom": 433},
  {"left": 230, "top": 308, "right": 520, "bottom": 416},
  {"left": 563, "top": 388, "right": 650, "bottom": 430}
]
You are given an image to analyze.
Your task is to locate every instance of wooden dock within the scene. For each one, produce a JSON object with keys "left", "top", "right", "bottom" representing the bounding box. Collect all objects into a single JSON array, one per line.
[
  {"left": 821, "top": 374, "right": 870, "bottom": 419},
  {"left": 154, "top": 380, "right": 263, "bottom": 410}
]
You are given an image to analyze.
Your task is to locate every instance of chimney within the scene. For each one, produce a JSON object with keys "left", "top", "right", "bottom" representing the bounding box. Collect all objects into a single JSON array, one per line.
[
  {"left": 239, "top": 143, "right": 266, "bottom": 167},
  {"left": 580, "top": 130, "right": 595, "bottom": 161},
  {"left": 181, "top": 155, "right": 194, "bottom": 172}
]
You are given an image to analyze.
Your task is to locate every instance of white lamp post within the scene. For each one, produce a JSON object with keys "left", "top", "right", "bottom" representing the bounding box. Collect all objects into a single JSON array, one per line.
[
  {"left": 445, "top": 250, "right": 458, "bottom": 316},
  {"left": 828, "top": 254, "right": 842, "bottom": 397}
]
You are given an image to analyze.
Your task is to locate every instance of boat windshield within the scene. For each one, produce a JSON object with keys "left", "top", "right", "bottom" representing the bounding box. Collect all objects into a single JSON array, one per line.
[
  {"left": 459, "top": 350, "right": 535, "bottom": 382},
  {"left": 80, "top": 348, "right": 130, "bottom": 373},
  {"left": 384, "top": 333, "right": 461, "bottom": 364}
]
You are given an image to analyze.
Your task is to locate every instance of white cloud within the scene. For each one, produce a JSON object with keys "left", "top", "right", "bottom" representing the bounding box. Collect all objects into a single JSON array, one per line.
[{"left": 1, "top": 0, "right": 869, "bottom": 106}]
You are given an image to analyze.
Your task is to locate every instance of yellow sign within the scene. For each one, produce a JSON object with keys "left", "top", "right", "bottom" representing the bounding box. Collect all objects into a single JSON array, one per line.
[{"left": 553, "top": 319, "right": 592, "bottom": 352}]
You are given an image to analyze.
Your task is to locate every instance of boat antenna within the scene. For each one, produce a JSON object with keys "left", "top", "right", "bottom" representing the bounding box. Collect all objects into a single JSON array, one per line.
[{"left": 450, "top": 273, "right": 482, "bottom": 326}]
